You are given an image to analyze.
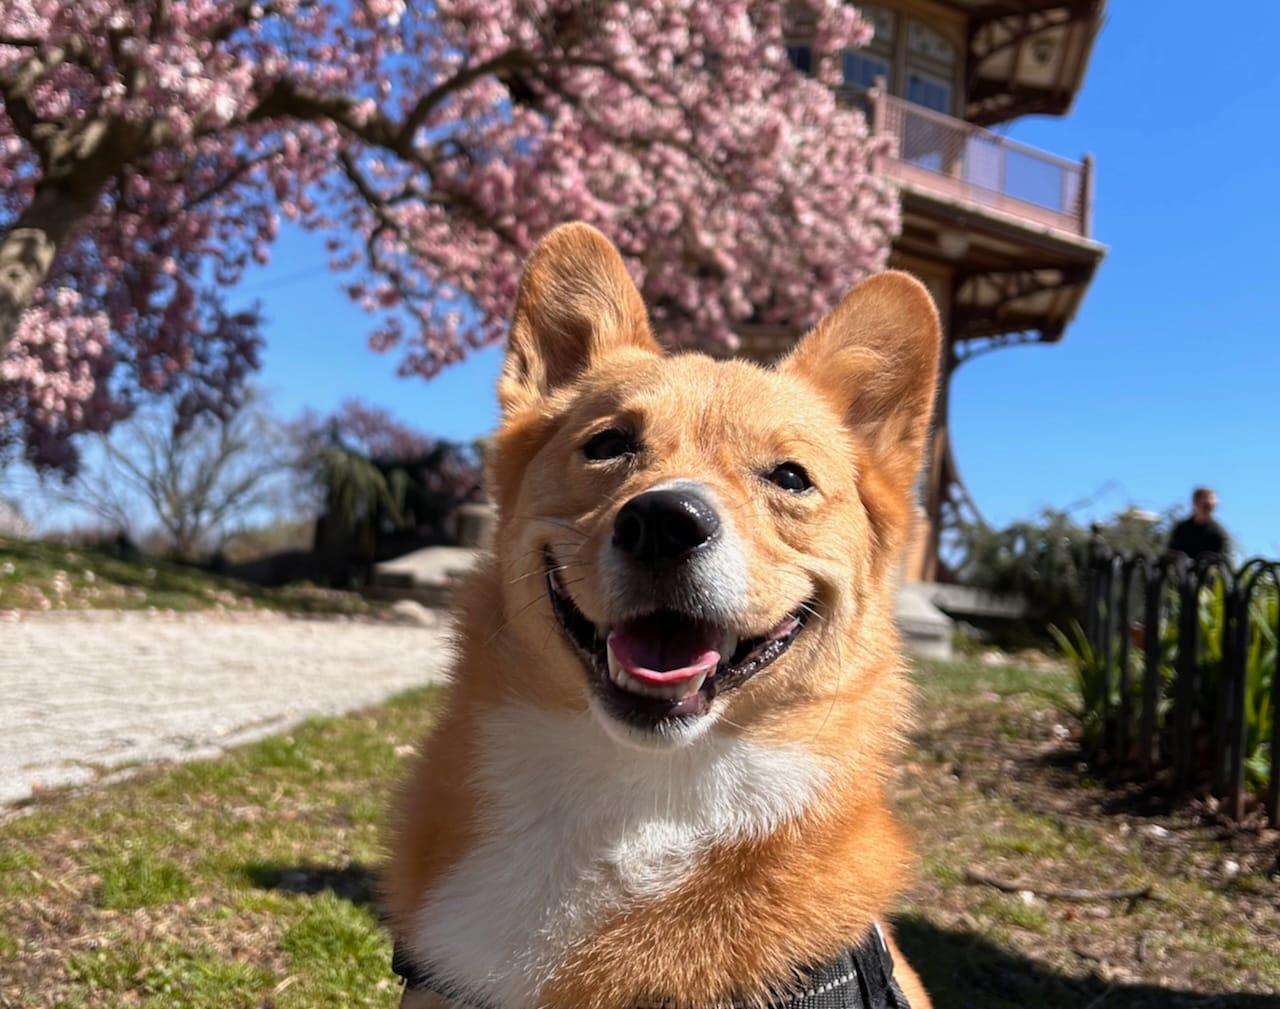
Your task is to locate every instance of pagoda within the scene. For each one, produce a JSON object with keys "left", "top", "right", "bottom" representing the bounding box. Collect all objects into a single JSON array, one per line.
[{"left": 740, "top": 1, "right": 1107, "bottom": 583}]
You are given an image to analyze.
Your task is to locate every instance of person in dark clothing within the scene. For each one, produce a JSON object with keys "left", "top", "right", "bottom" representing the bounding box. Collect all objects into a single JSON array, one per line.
[{"left": 1168, "top": 486, "right": 1229, "bottom": 560}]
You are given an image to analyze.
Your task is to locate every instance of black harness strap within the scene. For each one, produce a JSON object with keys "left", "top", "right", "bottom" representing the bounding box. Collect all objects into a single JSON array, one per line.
[{"left": 391, "top": 924, "right": 911, "bottom": 1009}]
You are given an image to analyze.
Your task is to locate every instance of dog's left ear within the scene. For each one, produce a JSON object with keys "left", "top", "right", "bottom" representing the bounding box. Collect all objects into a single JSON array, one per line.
[
  {"left": 500, "top": 223, "right": 660, "bottom": 417},
  {"left": 783, "top": 271, "right": 941, "bottom": 547}
]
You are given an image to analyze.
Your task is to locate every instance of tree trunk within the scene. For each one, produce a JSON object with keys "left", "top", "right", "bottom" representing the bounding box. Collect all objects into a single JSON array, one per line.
[{"left": 0, "top": 180, "right": 101, "bottom": 356}]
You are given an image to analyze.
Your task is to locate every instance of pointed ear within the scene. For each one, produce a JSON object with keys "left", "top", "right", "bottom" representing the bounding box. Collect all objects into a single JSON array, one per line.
[
  {"left": 499, "top": 223, "right": 660, "bottom": 416},
  {"left": 782, "top": 271, "right": 941, "bottom": 545}
]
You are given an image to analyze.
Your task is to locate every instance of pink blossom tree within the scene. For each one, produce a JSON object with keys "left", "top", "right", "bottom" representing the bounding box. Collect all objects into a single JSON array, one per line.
[
  {"left": 291, "top": 398, "right": 437, "bottom": 462},
  {"left": 0, "top": 0, "right": 897, "bottom": 475}
]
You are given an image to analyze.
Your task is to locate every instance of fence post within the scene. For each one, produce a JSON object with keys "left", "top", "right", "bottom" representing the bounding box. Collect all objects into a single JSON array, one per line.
[
  {"left": 1140, "top": 563, "right": 1162, "bottom": 772},
  {"left": 1224, "top": 579, "right": 1249, "bottom": 820},
  {"left": 1084, "top": 529, "right": 1102, "bottom": 653},
  {"left": 1116, "top": 560, "right": 1134, "bottom": 765},
  {"left": 1099, "top": 559, "right": 1115, "bottom": 758},
  {"left": 1080, "top": 153, "right": 1095, "bottom": 236},
  {"left": 1174, "top": 566, "right": 1200, "bottom": 788},
  {"left": 1270, "top": 582, "right": 1280, "bottom": 823},
  {"left": 1212, "top": 574, "right": 1233, "bottom": 796},
  {"left": 870, "top": 76, "right": 889, "bottom": 174},
  {"left": 1085, "top": 542, "right": 1276, "bottom": 823}
]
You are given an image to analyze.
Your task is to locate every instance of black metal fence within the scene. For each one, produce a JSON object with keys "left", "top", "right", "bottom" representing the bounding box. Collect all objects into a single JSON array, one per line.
[{"left": 1084, "top": 534, "right": 1279, "bottom": 821}]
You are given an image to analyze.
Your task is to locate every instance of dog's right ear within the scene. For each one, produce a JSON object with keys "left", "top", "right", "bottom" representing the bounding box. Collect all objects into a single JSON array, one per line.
[
  {"left": 499, "top": 223, "right": 660, "bottom": 416},
  {"left": 782, "top": 271, "right": 940, "bottom": 563}
]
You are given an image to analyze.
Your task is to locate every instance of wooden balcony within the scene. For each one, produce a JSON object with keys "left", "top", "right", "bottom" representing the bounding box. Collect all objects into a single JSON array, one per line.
[
  {"left": 737, "top": 84, "right": 1106, "bottom": 364},
  {"left": 863, "top": 86, "right": 1094, "bottom": 240}
]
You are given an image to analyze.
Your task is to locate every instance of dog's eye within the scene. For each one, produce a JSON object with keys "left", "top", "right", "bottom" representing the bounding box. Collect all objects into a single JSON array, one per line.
[
  {"left": 583, "top": 428, "right": 636, "bottom": 461},
  {"left": 766, "top": 462, "right": 813, "bottom": 493}
]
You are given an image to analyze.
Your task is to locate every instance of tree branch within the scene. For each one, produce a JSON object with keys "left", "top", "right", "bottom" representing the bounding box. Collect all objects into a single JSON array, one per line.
[
  {"left": 0, "top": 73, "right": 43, "bottom": 143},
  {"left": 398, "top": 49, "right": 525, "bottom": 146},
  {"left": 150, "top": 0, "right": 170, "bottom": 42},
  {"left": 248, "top": 77, "right": 403, "bottom": 152},
  {"left": 0, "top": 33, "right": 107, "bottom": 156},
  {"left": 964, "top": 869, "right": 1160, "bottom": 904}
]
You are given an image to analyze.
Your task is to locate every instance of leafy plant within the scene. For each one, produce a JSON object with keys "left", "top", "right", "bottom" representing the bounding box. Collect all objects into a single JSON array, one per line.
[
  {"left": 1063, "top": 572, "right": 1276, "bottom": 797},
  {"left": 1049, "top": 619, "right": 1144, "bottom": 750},
  {"left": 954, "top": 507, "right": 1171, "bottom": 636},
  {"left": 313, "top": 443, "right": 409, "bottom": 537},
  {"left": 1242, "top": 588, "right": 1277, "bottom": 789}
]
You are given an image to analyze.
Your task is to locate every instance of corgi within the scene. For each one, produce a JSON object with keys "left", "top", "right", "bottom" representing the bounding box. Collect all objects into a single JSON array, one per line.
[{"left": 384, "top": 223, "right": 940, "bottom": 1009}]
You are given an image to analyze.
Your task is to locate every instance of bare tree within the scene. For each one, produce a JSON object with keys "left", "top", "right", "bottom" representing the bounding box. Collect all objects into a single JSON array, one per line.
[{"left": 59, "top": 390, "right": 295, "bottom": 561}]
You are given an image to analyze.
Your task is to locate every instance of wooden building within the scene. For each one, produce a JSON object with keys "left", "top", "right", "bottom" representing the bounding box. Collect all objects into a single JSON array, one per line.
[{"left": 739, "top": 1, "right": 1107, "bottom": 582}]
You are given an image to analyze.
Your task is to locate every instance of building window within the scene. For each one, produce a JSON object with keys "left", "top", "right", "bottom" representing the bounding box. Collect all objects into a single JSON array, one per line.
[
  {"left": 862, "top": 5, "right": 897, "bottom": 47},
  {"left": 843, "top": 51, "right": 890, "bottom": 90},
  {"left": 790, "top": 7, "right": 962, "bottom": 117},
  {"left": 786, "top": 44, "right": 812, "bottom": 74},
  {"left": 907, "top": 21, "right": 956, "bottom": 69},
  {"left": 904, "top": 18, "right": 957, "bottom": 115},
  {"left": 906, "top": 69, "right": 952, "bottom": 115},
  {"left": 847, "top": 4, "right": 894, "bottom": 92}
]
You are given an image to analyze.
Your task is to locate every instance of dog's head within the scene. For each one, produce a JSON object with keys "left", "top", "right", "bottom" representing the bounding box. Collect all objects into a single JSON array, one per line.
[{"left": 486, "top": 223, "right": 939, "bottom": 749}]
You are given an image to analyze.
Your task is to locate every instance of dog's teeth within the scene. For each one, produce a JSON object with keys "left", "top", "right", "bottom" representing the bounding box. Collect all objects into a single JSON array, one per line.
[
  {"left": 606, "top": 640, "right": 707, "bottom": 699},
  {"left": 619, "top": 669, "right": 707, "bottom": 700},
  {"left": 720, "top": 631, "right": 738, "bottom": 659},
  {"left": 669, "top": 670, "right": 707, "bottom": 697},
  {"left": 606, "top": 640, "right": 627, "bottom": 687}
]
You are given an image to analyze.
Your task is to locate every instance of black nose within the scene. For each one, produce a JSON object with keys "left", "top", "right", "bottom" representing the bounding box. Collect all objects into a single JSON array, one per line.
[{"left": 612, "top": 487, "right": 721, "bottom": 565}]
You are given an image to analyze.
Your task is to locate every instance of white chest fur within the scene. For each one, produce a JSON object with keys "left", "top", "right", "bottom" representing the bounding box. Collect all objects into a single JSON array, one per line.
[{"left": 409, "top": 705, "right": 830, "bottom": 1009}]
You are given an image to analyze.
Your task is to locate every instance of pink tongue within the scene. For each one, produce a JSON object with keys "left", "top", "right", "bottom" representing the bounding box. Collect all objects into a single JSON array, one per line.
[{"left": 608, "top": 614, "right": 722, "bottom": 686}]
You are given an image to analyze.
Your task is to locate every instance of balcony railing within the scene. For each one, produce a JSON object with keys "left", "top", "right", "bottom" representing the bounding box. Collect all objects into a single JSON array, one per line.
[{"left": 859, "top": 86, "right": 1093, "bottom": 239}]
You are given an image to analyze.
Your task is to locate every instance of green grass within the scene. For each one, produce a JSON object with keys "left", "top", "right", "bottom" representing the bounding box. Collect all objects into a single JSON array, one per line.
[
  {"left": 0, "top": 535, "right": 377, "bottom": 615},
  {"left": 66, "top": 941, "right": 275, "bottom": 1009},
  {"left": 280, "top": 894, "right": 398, "bottom": 1007},
  {"left": 976, "top": 893, "right": 1051, "bottom": 934},
  {"left": 0, "top": 686, "right": 441, "bottom": 1006},
  {"left": 2, "top": 660, "right": 1276, "bottom": 1008},
  {"left": 897, "top": 658, "right": 1280, "bottom": 1008},
  {"left": 913, "top": 655, "right": 1073, "bottom": 705},
  {"left": 0, "top": 846, "right": 40, "bottom": 899},
  {"left": 96, "top": 852, "right": 194, "bottom": 909}
]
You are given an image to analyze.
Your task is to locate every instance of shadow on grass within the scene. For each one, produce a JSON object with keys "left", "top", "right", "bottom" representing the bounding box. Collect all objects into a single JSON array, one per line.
[
  {"left": 893, "top": 916, "right": 1279, "bottom": 1009},
  {"left": 1026, "top": 736, "right": 1207, "bottom": 822},
  {"left": 239, "top": 869, "right": 1279, "bottom": 1008},
  {"left": 244, "top": 862, "right": 379, "bottom": 909}
]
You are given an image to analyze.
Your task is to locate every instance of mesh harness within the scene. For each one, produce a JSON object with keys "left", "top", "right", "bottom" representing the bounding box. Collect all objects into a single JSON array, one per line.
[{"left": 391, "top": 923, "right": 911, "bottom": 1009}]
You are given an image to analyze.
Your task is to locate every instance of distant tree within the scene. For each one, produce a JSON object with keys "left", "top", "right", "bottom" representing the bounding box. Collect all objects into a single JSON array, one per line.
[
  {"left": 292, "top": 400, "right": 481, "bottom": 580},
  {"left": 306, "top": 405, "right": 481, "bottom": 524},
  {"left": 292, "top": 398, "right": 433, "bottom": 462},
  {"left": 0, "top": 294, "right": 262, "bottom": 474},
  {"left": 954, "top": 507, "right": 1173, "bottom": 634},
  {"left": 60, "top": 388, "right": 293, "bottom": 561},
  {"left": 1, "top": 1, "right": 895, "bottom": 475}
]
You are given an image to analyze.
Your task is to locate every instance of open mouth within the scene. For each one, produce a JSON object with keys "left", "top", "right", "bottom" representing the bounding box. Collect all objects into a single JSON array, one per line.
[{"left": 544, "top": 551, "right": 812, "bottom": 730}]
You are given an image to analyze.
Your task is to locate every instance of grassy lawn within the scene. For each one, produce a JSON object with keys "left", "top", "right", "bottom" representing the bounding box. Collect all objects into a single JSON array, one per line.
[
  {"left": 0, "top": 688, "right": 440, "bottom": 1007},
  {"left": 897, "top": 659, "right": 1280, "bottom": 1008},
  {"left": 0, "top": 536, "right": 376, "bottom": 617},
  {"left": 2, "top": 660, "right": 1277, "bottom": 1007}
]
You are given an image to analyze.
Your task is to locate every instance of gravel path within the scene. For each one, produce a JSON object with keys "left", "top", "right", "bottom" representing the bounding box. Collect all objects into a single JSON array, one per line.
[{"left": 0, "top": 609, "right": 453, "bottom": 805}]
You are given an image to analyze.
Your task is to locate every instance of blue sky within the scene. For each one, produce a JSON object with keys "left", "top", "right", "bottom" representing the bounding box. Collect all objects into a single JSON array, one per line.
[{"left": 239, "top": 2, "right": 1280, "bottom": 557}]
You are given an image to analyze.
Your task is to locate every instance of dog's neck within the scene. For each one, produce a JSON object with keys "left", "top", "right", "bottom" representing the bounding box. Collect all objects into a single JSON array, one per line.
[{"left": 407, "top": 702, "right": 833, "bottom": 1009}]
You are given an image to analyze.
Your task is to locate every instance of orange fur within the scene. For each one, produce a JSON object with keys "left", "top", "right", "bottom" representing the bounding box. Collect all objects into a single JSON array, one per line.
[{"left": 384, "top": 223, "right": 940, "bottom": 1009}]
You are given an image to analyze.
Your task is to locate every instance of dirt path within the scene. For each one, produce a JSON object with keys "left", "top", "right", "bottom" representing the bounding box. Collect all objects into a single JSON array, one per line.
[{"left": 0, "top": 609, "right": 452, "bottom": 805}]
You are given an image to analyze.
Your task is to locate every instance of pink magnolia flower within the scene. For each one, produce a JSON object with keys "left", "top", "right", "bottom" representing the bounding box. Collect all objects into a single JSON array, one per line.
[{"left": 1, "top": 0, "right": 896, "bottom": 474}]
